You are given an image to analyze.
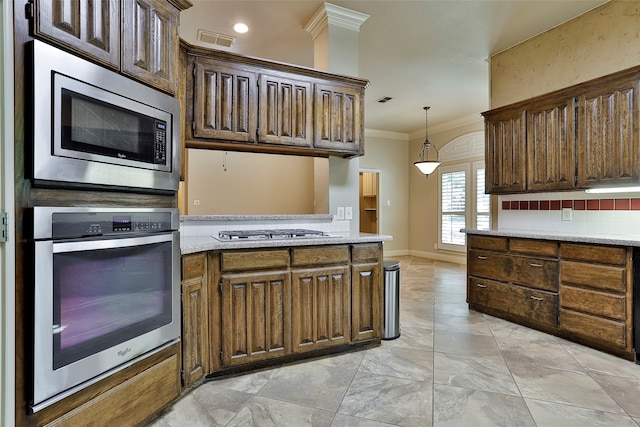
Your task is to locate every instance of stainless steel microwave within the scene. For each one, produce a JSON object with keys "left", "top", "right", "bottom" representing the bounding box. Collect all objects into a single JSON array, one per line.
[{"left": 30, "top": 40, "right": 180, "bottom": 192}]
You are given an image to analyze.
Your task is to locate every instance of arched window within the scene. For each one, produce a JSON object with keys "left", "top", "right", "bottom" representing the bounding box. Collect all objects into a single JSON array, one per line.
[{"left": 437, "top": 131, "right": 489, "bottom": 252}]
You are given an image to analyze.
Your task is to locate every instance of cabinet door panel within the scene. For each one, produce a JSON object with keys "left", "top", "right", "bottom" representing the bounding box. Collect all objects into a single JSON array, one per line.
[
  {"left": 122, "top": 0, "right": 179, "bottom": 94},
  {"left": 484, "top": 109, "right": 527, "bottom": 193},
  {"left": 527, "top": 99, "right": 576, "bottom": 191},
  {"left": 291, "top": 267, "right": 350, "bottom": 352},
  {"left": 314, "top": 83, "right": 362, "bottom": 154},
  {"left": 34, "top": 0, "right": 119, "bottom": 68},
  {"left": 576, "top": 77, "right": 640, "bottom": 187},
  {"left": 182, "top": 276, "right": 208, "bottom": 387},
  {"left": 352, "top": 263, "right": 382, "bottom": 342},
  {"left": 221, "top": 272, "right": 290, "bottom": 366},
  {"left": 193, "top": 59, "right": 257, "bottom": 142},
  {"left": 258, "top": 74, "right": 312, "bottom": 147}
]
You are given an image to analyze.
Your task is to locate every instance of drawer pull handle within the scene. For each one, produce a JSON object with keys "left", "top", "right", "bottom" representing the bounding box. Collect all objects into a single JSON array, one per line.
[
  {"left": 530, "top": 296, "right": 544, "bottom": 301},
  {"left": 529, "top": 263, "right": 543, "bottom": 268},
  {"left": 477, "top": 256, "right": 488, "bottom": 260},
  {"left": 476, "top": 283, "right": 488, "bottom": 288}
]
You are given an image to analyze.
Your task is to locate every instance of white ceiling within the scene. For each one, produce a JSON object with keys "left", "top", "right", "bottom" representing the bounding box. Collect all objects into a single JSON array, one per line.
[{"left": 180, "top": 0, "right": 609, "bottom": 135}]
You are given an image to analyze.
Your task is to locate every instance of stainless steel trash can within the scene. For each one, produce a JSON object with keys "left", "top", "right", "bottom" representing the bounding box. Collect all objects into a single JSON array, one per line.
[{"left": 383, "top": 258, "right": 401, "bottom": 340}]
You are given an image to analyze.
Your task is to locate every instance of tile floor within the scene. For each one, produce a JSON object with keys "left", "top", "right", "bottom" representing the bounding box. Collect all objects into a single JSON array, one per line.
[{"left": 149, "top": 256, "right": 640, "bottom": 427}]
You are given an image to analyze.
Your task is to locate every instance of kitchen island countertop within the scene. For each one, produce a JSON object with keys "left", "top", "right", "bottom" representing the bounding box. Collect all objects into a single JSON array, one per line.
[
  {"left": 463, "top": 228, "right": 640, "bottom": 247},
  {"left": 181, "top": 233, "right": 393, "bottom": 255}
]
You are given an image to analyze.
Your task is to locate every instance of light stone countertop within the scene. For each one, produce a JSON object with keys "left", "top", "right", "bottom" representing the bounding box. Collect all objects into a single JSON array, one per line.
[
  {"left": 463, "top": 228, "right": 640, "bottom": 247},
  {"left": 181, "top": 233, "right": 393, "bottom": 255}
]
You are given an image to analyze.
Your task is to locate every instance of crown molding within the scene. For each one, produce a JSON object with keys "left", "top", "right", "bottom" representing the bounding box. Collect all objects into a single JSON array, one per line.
[{"left": 305, "top": 2, "right": 370, "bottom": 40}]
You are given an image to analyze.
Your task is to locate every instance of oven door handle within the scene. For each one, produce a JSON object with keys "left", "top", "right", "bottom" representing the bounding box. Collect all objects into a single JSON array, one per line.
[{"left": 52, "top": 232, "right": 177, "bottom": 253}]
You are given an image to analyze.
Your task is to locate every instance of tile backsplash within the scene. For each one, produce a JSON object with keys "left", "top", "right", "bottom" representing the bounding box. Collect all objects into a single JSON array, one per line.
[{"left": 498, "top": 191, "right": 640, "bottom": 236}]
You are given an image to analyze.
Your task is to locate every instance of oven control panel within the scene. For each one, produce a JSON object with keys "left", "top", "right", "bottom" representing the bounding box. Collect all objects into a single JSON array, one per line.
[{"left": 45, "top": 209, "right": 178, "bottom": 239}]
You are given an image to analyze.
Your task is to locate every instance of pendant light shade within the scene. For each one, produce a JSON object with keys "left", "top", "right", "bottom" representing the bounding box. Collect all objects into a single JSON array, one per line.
[{"left": 414, "top": 106, "right": 441, "bottom": 175}]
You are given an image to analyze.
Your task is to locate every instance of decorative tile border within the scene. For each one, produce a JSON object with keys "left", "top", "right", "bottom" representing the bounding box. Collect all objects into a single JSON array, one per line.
[{"left": 502, "top": 198, "right": 640, "bottom": 211}]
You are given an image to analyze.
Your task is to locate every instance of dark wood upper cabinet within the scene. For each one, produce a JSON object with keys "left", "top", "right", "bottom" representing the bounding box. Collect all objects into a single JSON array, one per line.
[
  {"left": 484, "top": 66, "right": 640, "bottom": 194},
  {"left": 183, "top": 43, "right": 369, "bottom": 158},
  {"left": 576, "top": 75, "right": 640, "bottom": 188},
  {"left": 33, "top": 0, "right": 120, "bottom": 69},
  {"left": 483, "top": 109, "right": 527, "bottom": 194},
  {"left": 313, "top": 83, "right": 363, "bottom": 153},
  {"left": 192, "top": 58, "right": 258, "bottom": 142},
  {"left": 527, "top": 97, "right": 576, "bottom": 191},
  {"left": 258, "top": 73, "right": 313, "bottom": 147},
  {"left": 32, "top": 0, "right": 190, "bottom": 94},
  {"left": 121, "top": 0, "right": 180, "bottom": 94}
]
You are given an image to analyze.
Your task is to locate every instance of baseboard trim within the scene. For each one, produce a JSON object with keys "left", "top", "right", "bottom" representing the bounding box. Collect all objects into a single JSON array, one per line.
[{"left": 407, "top": 250, "right": 467, "bottom": 265}]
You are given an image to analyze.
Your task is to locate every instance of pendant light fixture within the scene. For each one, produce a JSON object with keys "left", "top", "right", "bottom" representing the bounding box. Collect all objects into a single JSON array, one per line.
[{"left": 414, "top": 106, "right": 441, "bottom": 175}]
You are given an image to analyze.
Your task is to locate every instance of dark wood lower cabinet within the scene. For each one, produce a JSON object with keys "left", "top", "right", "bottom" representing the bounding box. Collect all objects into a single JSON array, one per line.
[
  {"left": 181, "top": 243, "right": 384, "bottom": 381},
  {"left": 291, "top": 266, "right": 351, "bottom": 352},
  {"left": 351, "top": 263, "right": 382, "bottom": 342},
  {"left": 467, "top": 234, "right": 635, "bottom": 360},
  {"left": 220, "top": 271, "right": 291, "bottom": 366}
]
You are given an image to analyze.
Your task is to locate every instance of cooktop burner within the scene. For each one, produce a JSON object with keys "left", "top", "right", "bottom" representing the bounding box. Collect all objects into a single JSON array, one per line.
[{"left": 216, "top": 229, "right": 329, "bottom": 241}]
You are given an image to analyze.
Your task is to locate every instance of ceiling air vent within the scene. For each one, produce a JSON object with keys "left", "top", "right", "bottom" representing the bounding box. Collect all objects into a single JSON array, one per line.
[
  {"left": 197, "top": 29, "right": 236, "bottom": 49},
  {"left": 377, "top": 96, "right": 393, "bottom": 103}
]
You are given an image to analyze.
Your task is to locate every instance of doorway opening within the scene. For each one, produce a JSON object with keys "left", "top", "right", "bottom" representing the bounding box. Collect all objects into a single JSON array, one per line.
[{"left": 359, "top": 171, "right": 379, "bottom": 233}]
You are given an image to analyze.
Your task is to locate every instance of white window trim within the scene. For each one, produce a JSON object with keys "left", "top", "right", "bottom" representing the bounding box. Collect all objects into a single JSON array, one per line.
[
  {"left": 438, "top": 163, "right": 470, "bottom": 252},
  {"left": 472, "top": 160, "right": 490, "bottom": 231}
]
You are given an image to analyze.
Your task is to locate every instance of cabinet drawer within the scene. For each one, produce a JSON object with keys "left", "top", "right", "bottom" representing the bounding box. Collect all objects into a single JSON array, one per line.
[
  {"left": 292, "top": 246, "right": 349, "bottom": 267},
  {"left": 468, "top": 277, "right": 558, "bottom": 327},
  {"left": 560, "top": 309, "right": 627, "bottom": 349},
  {"left": 468, "top": 251, "right": 558, "bottom": 291},
  {"left": 351, "top": 244, "right": 379, "bottom": 263},
  {"left": 510, "top": 238, "right": 558, "bottom": 258},
  {"left": 560, "top": 243, "right": 627, "bottom": 266},
  {"left": 561, "top": 286, "right": 626, "bottom": 321},
  {"left": 182, "top": 253, "right": 207, "bottom": 280},
  {"left": 468, "top": 235, "right": 508, "bottom": 252},
  {"left": 560, "top": 261, "right": 626, "bottom": 292},
  {"left": 221, "top": 250, "right": 289, "bottom": 272}
]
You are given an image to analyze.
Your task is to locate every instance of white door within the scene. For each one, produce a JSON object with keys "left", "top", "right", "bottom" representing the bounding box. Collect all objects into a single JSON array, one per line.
[{"left": 0, "top": 0, "right": 16, "bottom": 424}]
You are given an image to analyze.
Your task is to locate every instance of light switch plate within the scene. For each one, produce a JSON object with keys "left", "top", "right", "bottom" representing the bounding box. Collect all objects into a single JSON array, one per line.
[
  {"left": 337, "top": 206, "right": 345, "bottom": 220},
  {"left": 345, "top": 207, "right": 353, "bottom": 220}
]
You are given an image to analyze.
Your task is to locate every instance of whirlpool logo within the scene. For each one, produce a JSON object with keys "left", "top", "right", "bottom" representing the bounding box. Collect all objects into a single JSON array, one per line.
[
  {"left": 117, "top": 153, "right": 127, "bottom": 159},
  {"left": 117, "top": 347, "right": 132, "bottom": 358}
]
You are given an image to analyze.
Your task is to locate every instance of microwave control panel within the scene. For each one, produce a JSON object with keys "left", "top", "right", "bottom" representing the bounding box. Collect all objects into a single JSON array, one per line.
[{"left": 154, "top": 120, "right": 167, "bottom": 164}]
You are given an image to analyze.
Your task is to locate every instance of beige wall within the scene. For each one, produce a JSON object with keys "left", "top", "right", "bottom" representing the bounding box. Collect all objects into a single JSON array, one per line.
[
  {"left": 490, "top": 0, "right": 640, "bottom": 108},
  {"left": 185, "top": 149, "right": 318, "bottom": 215},
  {"left": 408, "top": 120, "right": 484, "bottom": 263},
  {"left": 359, "top": 131, "right": 410, "bottom": 254}
]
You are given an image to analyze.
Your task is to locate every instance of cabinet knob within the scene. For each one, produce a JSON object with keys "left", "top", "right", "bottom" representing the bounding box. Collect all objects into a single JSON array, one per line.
[{"left": 530, "top": 295, "right": 544, "bottom": 301}]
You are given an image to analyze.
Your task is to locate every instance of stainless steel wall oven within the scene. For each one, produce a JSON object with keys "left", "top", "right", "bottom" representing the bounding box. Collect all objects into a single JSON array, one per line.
[
  {"left": 29, "top": 40, "right": 180, "bottom": 192},
  {"left": 30, "top": 207, "right": 180, "bottom": 412}
]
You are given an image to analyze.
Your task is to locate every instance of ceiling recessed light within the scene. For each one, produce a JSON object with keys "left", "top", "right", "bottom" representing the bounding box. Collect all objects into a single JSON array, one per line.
[{"left": 233, "top": 23, "right": 249, "bottom": 34}]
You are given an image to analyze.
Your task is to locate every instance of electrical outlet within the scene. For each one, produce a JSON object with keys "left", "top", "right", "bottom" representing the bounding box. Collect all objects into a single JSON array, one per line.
[
  {"left": 562, "top": 208, "right": 572, "bottom": 221},
  {"left": 345, "top": 207, "right": 353, "bottom": 220},
  {"left": 336, "top": 206, "right": 345, "bottom": 220},
  {"left": 193, "top": 199, "right": 200, "bottom": 206}
]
